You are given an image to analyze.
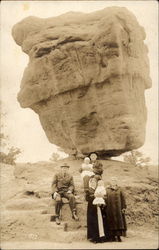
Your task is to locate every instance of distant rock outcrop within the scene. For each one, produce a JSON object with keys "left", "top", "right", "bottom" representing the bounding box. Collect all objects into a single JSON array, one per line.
[{"left": 12, "top": 7, "right": 151, "bottom": 157}]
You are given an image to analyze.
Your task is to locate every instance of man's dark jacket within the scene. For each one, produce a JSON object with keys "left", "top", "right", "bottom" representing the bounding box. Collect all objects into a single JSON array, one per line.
[{"left": 51, "top": 172, "right": 75, "bottom": 194}]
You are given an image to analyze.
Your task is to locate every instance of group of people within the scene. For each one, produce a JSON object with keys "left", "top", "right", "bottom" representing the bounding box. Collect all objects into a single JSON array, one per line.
[{"left": 51, "top": 152, "right": 127, "bottom": 243}]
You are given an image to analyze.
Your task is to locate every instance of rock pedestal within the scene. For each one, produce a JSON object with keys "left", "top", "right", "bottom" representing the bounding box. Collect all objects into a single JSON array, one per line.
[{"left": 12, "top": 7, "right": 152, "bottom": 157}]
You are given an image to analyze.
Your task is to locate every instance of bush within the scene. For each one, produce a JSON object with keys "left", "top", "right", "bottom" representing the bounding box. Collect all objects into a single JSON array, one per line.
[
  {"left": 0, "top": 107, "right": 21, "bottom": 165},
  {"left": 123, "top": 150, "right": 151, "bottom": 167},
  {"left": 0, "top": 147, "right": 21, "bottom": 165},
  {"left": 49, "top": 152, "right": 61, "bottom": 162},
  {"left": 49, "top": 150, "right": 68, "bottom": 162}
]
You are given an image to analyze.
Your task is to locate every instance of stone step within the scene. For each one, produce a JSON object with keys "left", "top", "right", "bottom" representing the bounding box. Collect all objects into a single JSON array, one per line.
[
  {"left": 5, "top": 195, "right": 86, "bottom": 226},
  {"left": 5, "top": 198, "right": 48, "bottom": 210},
  {"left": 1, "top": 208, "right": 87, "bottom": 243},
  {"left": 5, "top": 194, "right": 85, "bottom": 211}
]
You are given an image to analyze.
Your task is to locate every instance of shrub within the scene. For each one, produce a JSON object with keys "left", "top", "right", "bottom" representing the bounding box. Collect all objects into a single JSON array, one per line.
[
  {"left": 0, "top": 147, "right": 21, "bottom": 165},
  {"left": 123, "top": 150, "right": 151, "bottom": 167}
]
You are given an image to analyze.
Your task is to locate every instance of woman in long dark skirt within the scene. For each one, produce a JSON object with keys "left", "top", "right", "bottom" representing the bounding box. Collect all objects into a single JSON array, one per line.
[
  {"left": 87, "top": 196, "right": 100, "bottom": 242},
  {"left": 105, "top": 176, "right": 127, "bottom": 242},
  {"left": 86, "top": 174, "right": 108, "bottom": 243}
]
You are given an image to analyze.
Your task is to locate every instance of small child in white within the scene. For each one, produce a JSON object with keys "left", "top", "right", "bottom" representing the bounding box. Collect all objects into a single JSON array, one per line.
[
  {"left": 80, "top": 157, "right": 94, "bottom": 193},
  {"left": 93, "top": 180, "right": 106, "bottom": 205}
]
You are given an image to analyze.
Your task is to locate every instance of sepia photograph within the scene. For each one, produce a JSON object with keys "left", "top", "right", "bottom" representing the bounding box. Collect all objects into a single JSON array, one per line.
[{"left": 0, "top": 0, "right": 158, "bottom": 249}]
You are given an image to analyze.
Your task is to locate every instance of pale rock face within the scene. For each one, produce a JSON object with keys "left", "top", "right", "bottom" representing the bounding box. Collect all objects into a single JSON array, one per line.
[{"left": 12, "top": 7, "right": 152, "bottom": 157}]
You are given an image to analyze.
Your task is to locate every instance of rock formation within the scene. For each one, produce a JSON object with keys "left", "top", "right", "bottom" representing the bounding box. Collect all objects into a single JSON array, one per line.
[{"left": 12, "top": 7, "right": 152, "bottom": 157}]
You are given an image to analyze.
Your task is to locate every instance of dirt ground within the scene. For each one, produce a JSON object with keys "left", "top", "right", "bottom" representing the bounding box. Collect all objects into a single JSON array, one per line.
[
  {"left": 0, "top": 159, "right": 158, "bottom": 249},
  {"left": 1, "top": 228, "right": 158, "bottom": 250}
]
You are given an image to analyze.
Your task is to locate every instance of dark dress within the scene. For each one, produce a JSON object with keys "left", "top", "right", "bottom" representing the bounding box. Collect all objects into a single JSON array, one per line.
[
  {"left": 105, "top": 186, "right": 127, "bottom": 238},
  {"left": 86, "top": 175, "right": 107, "bottom": 243},
  {"left": 92, "top": 161, "right": 103, "bottom": 175}
]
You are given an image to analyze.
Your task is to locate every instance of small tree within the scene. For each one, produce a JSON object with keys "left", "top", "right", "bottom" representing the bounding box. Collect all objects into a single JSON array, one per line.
[
  {"left": 123, "top": 150, "right": 151, "bottom": 167},
  {"left": 0, "top": 103, "right": 21, "bottom": 165},
  {"left": 49, "top": 148, "right": 68, "bottom": 162},
  {"left": 0, "top": 147, "right": 21, "bottom": 165},
  {"left": 49, "top": 152, "right": 61, "bottom": 162}
]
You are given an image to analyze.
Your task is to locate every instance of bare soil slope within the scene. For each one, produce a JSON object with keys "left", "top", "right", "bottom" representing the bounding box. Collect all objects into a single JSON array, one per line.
[{"left": 0, "top": 158, "right": 158, "bottom": 249}]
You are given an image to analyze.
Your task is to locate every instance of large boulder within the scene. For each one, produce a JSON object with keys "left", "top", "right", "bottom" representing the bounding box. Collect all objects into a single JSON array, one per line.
[{"left": 12, "top": 7, "right": 151, "bottom": 157}]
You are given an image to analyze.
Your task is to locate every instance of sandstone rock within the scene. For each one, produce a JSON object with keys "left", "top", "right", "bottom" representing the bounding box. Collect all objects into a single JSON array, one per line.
[
  {"left": 0, "top": 164, "right": 24, "bottom": 208},
  {"left": 5, "top": 198, "right": 48, "bottom": 210},
  {"left": 12, "top": 7, "right": 152, "bottom": 157}
]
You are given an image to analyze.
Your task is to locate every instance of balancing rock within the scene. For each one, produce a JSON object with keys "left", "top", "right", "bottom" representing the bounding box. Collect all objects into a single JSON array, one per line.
[{"left": 12, "top": 7, "right": 152, "bottom": 157}]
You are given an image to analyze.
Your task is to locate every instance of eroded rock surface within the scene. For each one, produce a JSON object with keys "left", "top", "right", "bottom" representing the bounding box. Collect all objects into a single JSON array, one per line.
[{"left": 12, "top": 7, "right": 152, "bottom": 157}]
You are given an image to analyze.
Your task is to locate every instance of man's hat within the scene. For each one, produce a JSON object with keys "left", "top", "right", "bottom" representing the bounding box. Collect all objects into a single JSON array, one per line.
[{"left": 60, "top": 163, "right": 70, "bottom": 168}]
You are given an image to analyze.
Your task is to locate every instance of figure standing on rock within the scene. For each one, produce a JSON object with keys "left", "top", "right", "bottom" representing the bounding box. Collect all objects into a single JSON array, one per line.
[
  {"left": 80, "top": 152, "right": 104, "bottom": 199},
  {"left": 89, "top": 152, "right": 103, "bottom": 176},
  {"left": 51, "top": 163, "right": 79, "bottom": 225},
  {"left": 79, "top": 157, "right": 95, "bottom": 194}
]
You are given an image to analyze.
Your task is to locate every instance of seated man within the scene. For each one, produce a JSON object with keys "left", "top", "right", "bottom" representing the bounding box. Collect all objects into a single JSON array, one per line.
[{"left": 51, "top": 163, "right": 79, "bottom": 225}]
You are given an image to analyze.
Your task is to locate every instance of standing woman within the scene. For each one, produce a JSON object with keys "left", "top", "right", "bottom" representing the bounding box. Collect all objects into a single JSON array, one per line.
[
  {"left": 105, "top": 176, "right": 127, "bottom": 242},
  {"left": 86, "top": 174, "right": 107, "bottom": 243},
  {"left": 89, "top": 152, "right": 103, "bottom": 176}
]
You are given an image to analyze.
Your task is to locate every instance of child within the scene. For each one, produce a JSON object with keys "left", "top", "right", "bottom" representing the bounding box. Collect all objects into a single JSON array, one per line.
[
  {"left": 105, "top": 176, "right": 127, "bottom": 242},
  {"left": 80, "top": 157, "right": 94, "bottom": 193},
  {"left": 93, "top": 180, "right": 106, "bottom": 205}
]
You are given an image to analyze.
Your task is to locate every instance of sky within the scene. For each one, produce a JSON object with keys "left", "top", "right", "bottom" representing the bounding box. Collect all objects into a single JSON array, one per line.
[{"left": 1, "top": 1, "right": 158, "bottom": 164}]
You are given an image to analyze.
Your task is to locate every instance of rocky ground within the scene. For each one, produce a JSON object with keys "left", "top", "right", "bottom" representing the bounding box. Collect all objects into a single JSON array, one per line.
[{"left": 0, "top": 158, "right": 158, "bottom": 249}]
